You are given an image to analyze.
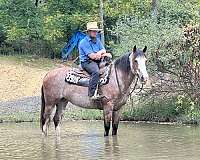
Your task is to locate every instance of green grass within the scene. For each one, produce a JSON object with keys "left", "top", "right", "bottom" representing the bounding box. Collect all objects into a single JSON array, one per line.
[
  {"left": 63, "top": 108, "right": 103, "bottom": 120},
  {"left": 121, "top": 100, "right": 179, "bottom": 122},
  {"left": 0, "top": 108, "right": 103, "bottom": 123},
  {"left": 0, "top": 112, "right": 40, "bottom": 123}
]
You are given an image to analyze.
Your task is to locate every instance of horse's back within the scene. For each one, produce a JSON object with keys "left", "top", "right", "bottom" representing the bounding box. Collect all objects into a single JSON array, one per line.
[{"left": 43, "top": 66, "right": 71, "bottom": 83}]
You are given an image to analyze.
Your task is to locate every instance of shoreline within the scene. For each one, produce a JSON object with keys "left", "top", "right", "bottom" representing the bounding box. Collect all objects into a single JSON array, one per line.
[
  {"left": 0, "top": 96, "right": 198, "bottom": 125},
  {"left": 0, "top": 119, "right": 196, "bottom": 126}
]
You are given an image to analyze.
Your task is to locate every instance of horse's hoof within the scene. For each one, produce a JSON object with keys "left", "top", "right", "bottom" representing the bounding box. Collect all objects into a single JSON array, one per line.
[
  {"left": 104, "top": 132, "right": 109, "bottom": 137},
  {"left": 42, "top": 131, "right": 47, "bottom": 136},
  {"left": 112, "top": 131, "right": 117, "bottom": 136},
  {"left": 55, "top": 130, "right": 60, "bottom": 137}
]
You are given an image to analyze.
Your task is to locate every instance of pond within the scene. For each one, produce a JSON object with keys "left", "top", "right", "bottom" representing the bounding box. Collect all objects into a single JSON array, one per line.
[{"left": 0, "top": 121, "right": 200, "bottom": 160}]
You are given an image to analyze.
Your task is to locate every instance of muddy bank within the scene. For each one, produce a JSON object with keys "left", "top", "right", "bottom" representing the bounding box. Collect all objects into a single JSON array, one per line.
[{"left": 0, "top": 96, "right": 40, "bottom": 114}]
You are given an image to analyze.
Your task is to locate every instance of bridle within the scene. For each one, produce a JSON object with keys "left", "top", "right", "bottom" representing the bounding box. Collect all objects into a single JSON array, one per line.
[
  {"left": 114, "top": 61, "right": 143, "bottom": 98},
  {"left": 129, "top": 76, "right": 144, "bottom": 95}
]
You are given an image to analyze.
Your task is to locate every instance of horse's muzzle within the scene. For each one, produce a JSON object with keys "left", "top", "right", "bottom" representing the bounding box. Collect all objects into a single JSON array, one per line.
[{"left": 140, "top": 75, "right": 148, "bottom": 84}]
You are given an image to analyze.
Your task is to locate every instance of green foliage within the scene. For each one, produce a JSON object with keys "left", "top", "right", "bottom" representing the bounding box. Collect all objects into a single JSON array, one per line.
[
  {"left": 112, "top": 16, "right": 182, "bottom": 54},
  {"left": 175, "top": 95, "right": 200, "bottom": 123},
  {"left": 0, "top": 0, "right": 199, "bottom": 57},
  {"left": 0, "top": 25, "right": 6, "bottom": 44},
  {"left": 122, "top": 99, "right": 179, "bottom": 122},
  {"left": 0, "top": 0, "right": 99, "bottom": 57},
  {"left": 158, "top": 0, "right": 200, "bottom": 25}
]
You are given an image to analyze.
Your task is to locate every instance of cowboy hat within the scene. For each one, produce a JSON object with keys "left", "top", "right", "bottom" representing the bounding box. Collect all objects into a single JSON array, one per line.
[{"left": 86, "top": 22, "right": 103, "bottom": 32}]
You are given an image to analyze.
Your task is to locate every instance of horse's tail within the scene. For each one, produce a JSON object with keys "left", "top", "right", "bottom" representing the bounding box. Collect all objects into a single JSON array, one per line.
[{"left": 40, "top": 85, "right": 45, "bottom": 130}]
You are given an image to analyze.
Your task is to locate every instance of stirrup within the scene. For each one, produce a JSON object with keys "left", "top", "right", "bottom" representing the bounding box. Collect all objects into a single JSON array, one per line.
[{"left": 90, "top": 94, "right": 104, "bottom": 100}]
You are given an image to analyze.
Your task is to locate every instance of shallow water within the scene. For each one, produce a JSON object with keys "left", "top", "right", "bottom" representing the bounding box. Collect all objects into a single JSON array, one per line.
[{"left": 0, "top": 121, "right": 200, "bottom": 160}]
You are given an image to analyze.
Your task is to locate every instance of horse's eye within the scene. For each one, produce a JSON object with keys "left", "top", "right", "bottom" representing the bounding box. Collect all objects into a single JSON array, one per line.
[{"left": 134, "top": 60, "right": 137, "bottom": 63}]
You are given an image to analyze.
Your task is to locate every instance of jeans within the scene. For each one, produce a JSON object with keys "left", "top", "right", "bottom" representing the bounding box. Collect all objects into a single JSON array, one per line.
[{"left": 81, "top": 60, "right": 100, "bottom": 97}]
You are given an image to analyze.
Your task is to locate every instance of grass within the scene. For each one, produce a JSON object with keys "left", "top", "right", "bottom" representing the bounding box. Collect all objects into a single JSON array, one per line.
[
  {"left": 63, "top": 108, "right": 103, "bottom": 120},
  {"left": 0, "top": 112, "right": 40, "bottom": 123},
  {"left": 121, "top": 100, "right": 179, "bottom": 122},
  {"left": 0, "top": 108, "right": 103, "bottom": 123}
]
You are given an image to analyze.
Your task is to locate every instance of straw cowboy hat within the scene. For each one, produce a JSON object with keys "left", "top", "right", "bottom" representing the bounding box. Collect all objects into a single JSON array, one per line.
[{"left": 86, "top": 22, "right": 103, "bottom": 32}]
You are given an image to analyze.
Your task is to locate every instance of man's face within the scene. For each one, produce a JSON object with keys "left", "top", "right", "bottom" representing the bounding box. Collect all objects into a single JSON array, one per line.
[{"left": 88, "top": 30, "right": 97, "bottom": 38}]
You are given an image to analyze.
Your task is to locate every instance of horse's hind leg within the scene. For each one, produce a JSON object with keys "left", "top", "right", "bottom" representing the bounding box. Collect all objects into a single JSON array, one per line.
[
  {"left": 53, "top": 99, "right": 68, "bottom": 136},
  {"left": 112, "top": 110, "right": 121, "bottom": 135},
  {"left": 42, "top": 104, "right": 55, "bottom": 136}
]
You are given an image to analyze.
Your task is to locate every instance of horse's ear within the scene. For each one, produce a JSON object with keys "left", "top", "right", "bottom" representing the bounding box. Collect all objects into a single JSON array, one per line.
[
  {"left": 133, "top": 45, "right": 137, "bottom": 53},
  {"left": 143, "top": 46, "right": 147, "bottom": 53}
]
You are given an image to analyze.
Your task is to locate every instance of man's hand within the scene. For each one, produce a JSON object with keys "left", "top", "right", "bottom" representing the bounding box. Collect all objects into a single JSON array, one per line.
[
  {"left": 102, "top": 53, "right": 112, "bottom": 58},
  {"left": 88, "top": 49, "right": 109, "bottom": 60},
  {"left": 98, "top": 49, "right": 106, "bottom": 55},
  {"left": 88, "top": 52, "right": 101, "bottom": 60},
  {"left": 94, "top": 52, "right": 102, "bottom": 60}
]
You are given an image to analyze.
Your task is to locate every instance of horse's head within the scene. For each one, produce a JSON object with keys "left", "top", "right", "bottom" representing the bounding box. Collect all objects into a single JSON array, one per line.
[{"left": 129, "top": 45, "right": 149, "bottom": 84}]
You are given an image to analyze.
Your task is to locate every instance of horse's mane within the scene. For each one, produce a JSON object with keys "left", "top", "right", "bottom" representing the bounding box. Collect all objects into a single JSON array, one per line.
[{"left": 114, "top": 52, "right": 131, "bottom": 74}]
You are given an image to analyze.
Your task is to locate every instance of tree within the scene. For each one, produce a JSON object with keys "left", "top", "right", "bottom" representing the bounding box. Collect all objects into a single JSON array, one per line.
[
  {"left": 99, "top": 0, "right": 105, "bottom": 45},
  {"left": 151, "top": 0, "right": 157, "bottom": 19}
]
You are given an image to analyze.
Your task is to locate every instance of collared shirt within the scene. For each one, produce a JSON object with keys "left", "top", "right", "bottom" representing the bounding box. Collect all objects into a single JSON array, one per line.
[{"left": 78, "top": 35, "right": 105, "bottom": 62}]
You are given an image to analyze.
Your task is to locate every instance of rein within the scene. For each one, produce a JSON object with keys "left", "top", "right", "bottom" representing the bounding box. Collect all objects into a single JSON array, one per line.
[{"left": 129, "top": 77, "right": 144, "bottom": 95}]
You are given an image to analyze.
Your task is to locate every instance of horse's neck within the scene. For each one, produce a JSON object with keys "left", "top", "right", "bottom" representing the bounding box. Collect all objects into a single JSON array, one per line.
[{"left": 111, "top": 65, "right": 134, "bottom": 94}]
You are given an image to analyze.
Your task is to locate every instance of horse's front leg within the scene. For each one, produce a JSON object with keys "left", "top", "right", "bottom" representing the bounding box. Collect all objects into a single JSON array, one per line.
[
  {"left": 103, "top": 103, "right": 113, "bottom": 136},
  {"left": 112, "top": 110, "right": 121, "bottom": 136}
]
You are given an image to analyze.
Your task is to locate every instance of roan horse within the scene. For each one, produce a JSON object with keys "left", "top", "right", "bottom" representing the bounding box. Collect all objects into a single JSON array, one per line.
[{"left": 41, "top": 45, "right": 149, "bottom": 136}]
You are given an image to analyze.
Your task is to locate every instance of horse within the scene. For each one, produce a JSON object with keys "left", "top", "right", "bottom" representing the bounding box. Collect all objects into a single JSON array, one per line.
[{"left": 40, "top": 45, "right": 149, "bottom": 136}]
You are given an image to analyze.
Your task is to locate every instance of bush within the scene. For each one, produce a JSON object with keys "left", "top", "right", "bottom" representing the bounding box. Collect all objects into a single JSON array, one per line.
[
  {"left": 121, "top": 98, "right": 179, "bottom": 122},
  {"left": 111, "top": 16, "right": 183, "bottom": 69},
  {"left": 157, "top": 0, "right": 199, "bottom": 25},
  {"left": 0, "top": 25, "right": 7, "bottom": 45}
]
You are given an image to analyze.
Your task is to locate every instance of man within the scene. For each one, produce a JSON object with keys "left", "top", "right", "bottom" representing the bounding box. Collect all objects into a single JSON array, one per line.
[{"left": 78, "top": 22, "right": 112, "bottom": 100}]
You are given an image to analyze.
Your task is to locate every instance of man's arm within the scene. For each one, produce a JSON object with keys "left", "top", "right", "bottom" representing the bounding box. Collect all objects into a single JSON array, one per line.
[
  {"left": 79, "top": 41, "right": 101, "bottom": 60},
  {"left": 97, "top": 39, "right": 112, "bottom": 58}
]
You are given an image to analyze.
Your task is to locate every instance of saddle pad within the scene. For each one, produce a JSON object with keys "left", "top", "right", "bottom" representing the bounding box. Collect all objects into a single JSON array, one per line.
[{"left": 65, "top": 64, "right": 112, "bottom": 87}]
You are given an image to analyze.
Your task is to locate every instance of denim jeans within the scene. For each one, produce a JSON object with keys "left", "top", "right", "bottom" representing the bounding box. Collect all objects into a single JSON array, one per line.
[{"left": 81, "top": 60, "right": 100, "bottom": 97}]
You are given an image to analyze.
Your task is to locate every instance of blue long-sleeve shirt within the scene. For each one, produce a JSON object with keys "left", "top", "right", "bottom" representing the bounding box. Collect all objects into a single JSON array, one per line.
[{"left": 78, "top": 35, "right": 105, "bottom": 62}]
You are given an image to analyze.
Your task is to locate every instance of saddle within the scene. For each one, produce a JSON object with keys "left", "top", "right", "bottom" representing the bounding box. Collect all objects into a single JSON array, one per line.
[{"left": 65, "top": 58, "right": 112, "bottom": 87}]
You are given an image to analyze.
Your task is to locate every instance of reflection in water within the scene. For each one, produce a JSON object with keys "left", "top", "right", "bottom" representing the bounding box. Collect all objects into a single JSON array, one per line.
[
  {"left": 104, "top": 136, "right": 120, "bottom": 159},
  {"left": 40, "top": 137, "right": 49, "bottom": 160},
  {"left": 1, "top": 121, "right": 200, "bottom": 160},
  {"left": 55, "top": 137, "right": 61, "bottom": 160}
]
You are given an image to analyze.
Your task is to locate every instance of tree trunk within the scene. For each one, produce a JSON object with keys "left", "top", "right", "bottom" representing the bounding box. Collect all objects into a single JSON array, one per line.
[
  {"left": 151, "top": 0, "right": 158, "bottom": 20},
  {"left": 99, "top": 0, "right": 105, "bottom": 45}
]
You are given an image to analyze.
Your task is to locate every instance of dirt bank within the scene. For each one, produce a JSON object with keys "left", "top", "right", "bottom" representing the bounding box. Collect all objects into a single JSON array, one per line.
[{"left": 0, "top": 55, "right": 58, "bottom": 101}]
